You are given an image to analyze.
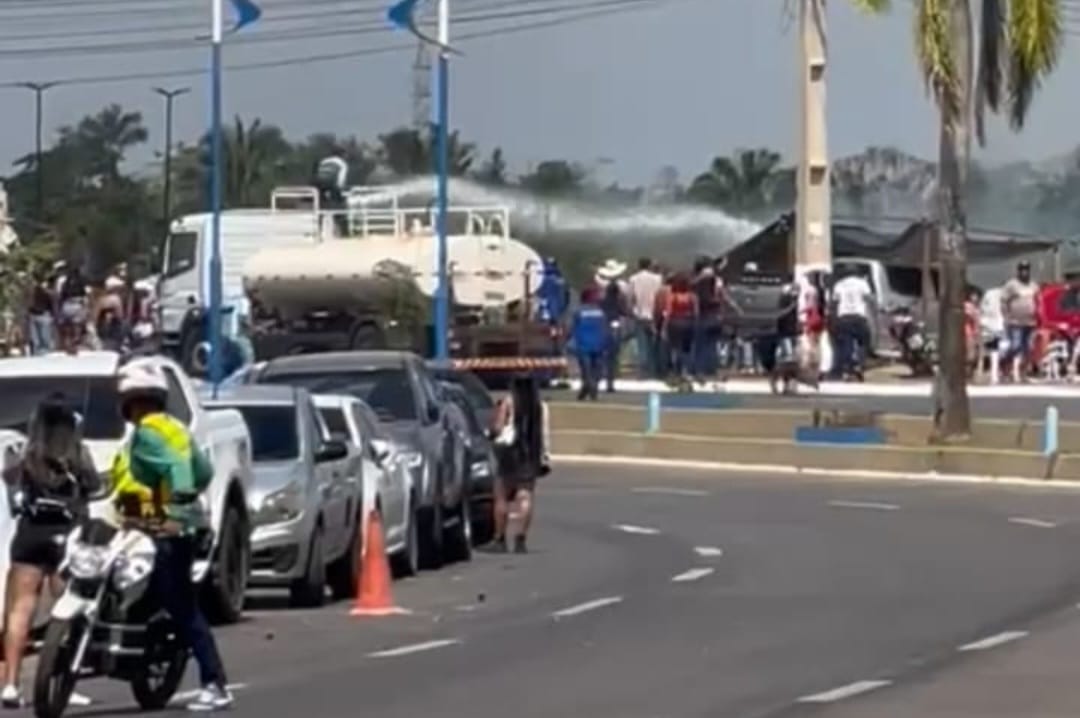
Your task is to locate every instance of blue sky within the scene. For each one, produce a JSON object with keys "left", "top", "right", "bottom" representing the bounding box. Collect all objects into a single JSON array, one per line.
[{"left": 1, "top": 0, "right": 1079, "bottom": 188}]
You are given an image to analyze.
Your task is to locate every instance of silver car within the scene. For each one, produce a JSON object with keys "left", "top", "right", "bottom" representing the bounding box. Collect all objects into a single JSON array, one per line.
[{"left": 205, "top": 385, "right": 353, "bottom": 608}]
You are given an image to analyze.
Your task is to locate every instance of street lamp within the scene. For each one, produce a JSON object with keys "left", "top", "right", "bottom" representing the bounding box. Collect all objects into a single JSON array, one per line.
[
  {"left": 15, "top": 81, "right": 59, "bottom": 225},
  {"left": 433, "top": 0, "right": 450, "bottom": 360},
  {"left": 152, "top": 87, "right": 190, "bottom": 234}
]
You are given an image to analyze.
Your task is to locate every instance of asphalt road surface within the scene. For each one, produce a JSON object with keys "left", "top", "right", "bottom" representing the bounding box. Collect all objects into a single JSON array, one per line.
[{"left": 50, "top": 464, "right": 1080, "bottom": 717}]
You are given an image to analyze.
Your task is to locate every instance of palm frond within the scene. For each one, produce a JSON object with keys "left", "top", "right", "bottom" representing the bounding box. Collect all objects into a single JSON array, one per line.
[
  {"left": 1006, "top": 0, "right": 1063, "bottom": 130},
  {"left": 974, "top": 0, "right": 1006, "bottom": 145},
  {"left": 915, "top": 0, "right": 959, "bottom": 125},
  {"left": 848, "top": 0, "right": 890, "bottom": 12}
]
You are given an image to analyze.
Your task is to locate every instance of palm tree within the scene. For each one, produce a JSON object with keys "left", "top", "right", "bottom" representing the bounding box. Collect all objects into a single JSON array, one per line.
[
  {"left": 903, "top": 0, "right": 1063, "bottom": 437},
  {"left": 376, "top": 127, "right": 476, "bottom": 178},
  {"left": 688, "top": 148, "right": 784, "bottom": 216}
]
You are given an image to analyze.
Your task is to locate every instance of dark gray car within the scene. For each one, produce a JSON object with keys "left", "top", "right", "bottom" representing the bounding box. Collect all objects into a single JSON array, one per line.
[{"left": 251, "top": 351, "right": 471, "bottom": 569}]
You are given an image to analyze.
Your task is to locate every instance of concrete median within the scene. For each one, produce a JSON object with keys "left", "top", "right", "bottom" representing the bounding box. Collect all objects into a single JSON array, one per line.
[{"left": 549, "top": 402, "right": 1080, "bottom": 481}]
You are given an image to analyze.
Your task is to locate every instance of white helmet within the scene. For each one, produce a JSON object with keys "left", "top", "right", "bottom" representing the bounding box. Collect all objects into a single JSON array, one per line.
[{"left": 117, "top": 359, "right": 169, "bottom": 399}]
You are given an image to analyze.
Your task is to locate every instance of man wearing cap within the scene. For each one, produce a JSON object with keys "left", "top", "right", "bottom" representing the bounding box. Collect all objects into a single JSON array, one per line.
[{"left": 1001, "top": 261, "right": 1039, "bottom": 381}]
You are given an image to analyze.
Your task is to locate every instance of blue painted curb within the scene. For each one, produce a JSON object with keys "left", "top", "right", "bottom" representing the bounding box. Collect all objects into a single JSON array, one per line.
[{"left": 794, "top": 426, "right": 886, "bottom": 445}]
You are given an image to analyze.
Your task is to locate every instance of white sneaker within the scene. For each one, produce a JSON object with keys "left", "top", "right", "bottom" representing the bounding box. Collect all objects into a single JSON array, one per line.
[
  {"left": 0, "top": 684, "right": 22, "bottom": 709},
  {"left": 187, "top": 684, "right": 233, "bottom": 712}
]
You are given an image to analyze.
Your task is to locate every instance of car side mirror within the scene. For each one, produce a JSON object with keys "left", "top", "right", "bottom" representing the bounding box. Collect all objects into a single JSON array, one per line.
[
  {"left": 369, "top": 439, "right": 392, "bottom": 464},
  {"left": 315, "top": 439, "right": 348, "bottom": 464}
]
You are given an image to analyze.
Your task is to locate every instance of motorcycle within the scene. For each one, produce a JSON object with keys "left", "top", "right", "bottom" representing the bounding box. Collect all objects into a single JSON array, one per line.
[
  {"left": 32, "top": 516, "right": 188, "bottom": 718},
  {"left": 889, "top": 308, "right": 935, "bottom": 377}
]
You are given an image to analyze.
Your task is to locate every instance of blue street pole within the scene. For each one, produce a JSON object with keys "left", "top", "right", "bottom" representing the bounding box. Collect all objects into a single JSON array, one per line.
[
  {"left": 433, "top": 0, "right": 450, "bottom": 361},
  {"left": 209, "top": 0, "right": 224, "bottom": 395}
]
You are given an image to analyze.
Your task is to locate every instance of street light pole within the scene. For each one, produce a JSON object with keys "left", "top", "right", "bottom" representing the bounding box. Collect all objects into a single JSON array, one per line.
[
  {"left": 794, "top": 0, "right": 831, "bottom": 280},
  {"left": 208, "top": 0, "right": 225, "bottom": 395},
  {"left": 152, "top": 87, "right": 190, "bottom": 234},
  {"left": 16, "top": 81, "right": 59, "bottom": 225},
  {"left": 433, "top": 0, "right": 450, "bottom": 360}
]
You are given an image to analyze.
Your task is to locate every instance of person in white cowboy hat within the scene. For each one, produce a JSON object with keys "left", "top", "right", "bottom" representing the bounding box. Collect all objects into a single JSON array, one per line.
[{"left": 594, "top": 258, "right": 630, "bottom": 392}]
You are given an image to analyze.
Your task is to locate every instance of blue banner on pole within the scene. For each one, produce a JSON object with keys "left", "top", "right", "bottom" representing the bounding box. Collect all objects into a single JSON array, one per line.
[
  {"left": 387, "top": 0, "right": 458, "bottom": 53},
  {"left": 229, "top": 0, "right": 262, "bottom": 33}
]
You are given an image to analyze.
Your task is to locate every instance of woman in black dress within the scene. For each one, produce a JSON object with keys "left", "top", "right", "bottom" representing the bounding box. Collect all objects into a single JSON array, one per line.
[{"left": 490, "top": 375, "right": 550, "bottom": 554}]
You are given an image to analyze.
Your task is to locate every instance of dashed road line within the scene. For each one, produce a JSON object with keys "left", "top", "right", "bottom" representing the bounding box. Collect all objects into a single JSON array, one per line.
[
  {"left": 694, "top": 546, "right": 724, "bottom": 558},
  {"left": 1008, "top": 517, "right": 1057, "bottom": 529},
  {"left": 958, "top": 630, "right": 1028, "bottom": 652},
  {"left": 828, "top": 500, "right": 901, "bottom": 511},
  {"left": 552, "top": 596, "right": 624, "bottom": 619},
  {"left": 368, "top": 639, "right": 461, "bottom": 658},
  {"left": 671, "top": 567, "right": 715, "bottom": 583},
  {"left": 612, "top": 523, "right": 662, "bottom": 535},
  {"left": 796, "top": 680, "right": 892, "bottom": 703},
  {"left": 632, "top": 487, "right": 709, "bottom": 497}
]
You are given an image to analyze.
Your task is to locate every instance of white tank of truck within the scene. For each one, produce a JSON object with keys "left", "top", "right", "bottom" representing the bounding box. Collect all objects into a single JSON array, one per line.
[{"left": 242, "top": 186, "right": 544, "bottom": 320}]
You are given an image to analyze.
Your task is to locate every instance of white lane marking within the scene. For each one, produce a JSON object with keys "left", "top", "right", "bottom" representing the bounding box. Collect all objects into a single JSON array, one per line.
[
  {"left": 694, "top": 546, "right": 724, "bottom": 558},
  {"left": 797, "top": 680, "right": 892, "bottom": 703},
  {"left": 958, "top": 630, "right": 1028, "bottom": 652},
  {"left": 671, "top": 567, "right": 715, "bottom": 583},
  {"left": 632, "top": 486, "right": 709, "bottom": 497},
  {"left": 828, "top": 500, "right": 900, "bottom": 511},
  {"left": 172, "top": 683, "right": 249, "bottom": 703},
  {"left": 368, "top": 639, "right": 461, "bottom": 658},
  {"left": 612, "top": 523, "right": 661, "bottom": 535},
  {"left": 552, "top": 596, "right": 624, "bottom": 619},
  {"left": 1008, "top": 517, "right": 1058, "bottom": 529}
]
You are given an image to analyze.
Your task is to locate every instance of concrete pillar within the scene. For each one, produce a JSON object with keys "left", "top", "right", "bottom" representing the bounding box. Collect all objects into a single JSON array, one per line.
[{"left": 795, "top": 0, "right": 831, "bottom": 280}]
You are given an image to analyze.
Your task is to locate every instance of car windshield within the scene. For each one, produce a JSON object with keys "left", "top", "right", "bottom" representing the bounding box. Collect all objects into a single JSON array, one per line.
[
  {"left": 260, "top": 369, "right": 417, "bottom": 423},
  {"left": 318, "top": 407, "right": 351, "bottom": 441},
  {"left": 226, "top": 404, "right": 299, "bottom": 462},
  {"left": 0, "top": 376, "right": 126, "bottom": 440},
  {"left": 429, "top": 369, "right": 493, "bottom": 414}
]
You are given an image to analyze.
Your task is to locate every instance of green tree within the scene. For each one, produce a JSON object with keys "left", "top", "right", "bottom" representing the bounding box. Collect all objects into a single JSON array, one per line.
[
  {"left": 376, "top": 127, "right": 475, "bottom": 177},
  {"left": 519, "top": 160, "right": 585, "bottom": 196},
  {"left": 903, "top": 0, "right": 1064, "bottom": 438},
  {"left": 687, "top": 148, "right": 784, "bottom": 216}
]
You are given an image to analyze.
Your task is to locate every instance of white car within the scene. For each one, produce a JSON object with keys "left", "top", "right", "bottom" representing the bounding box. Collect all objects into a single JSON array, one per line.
[
  {"left": 313, "top": 395, "right": 418, "bottom": 577},
  {"left": 0, "top": 351, "right": 255, "bottom": 624}
]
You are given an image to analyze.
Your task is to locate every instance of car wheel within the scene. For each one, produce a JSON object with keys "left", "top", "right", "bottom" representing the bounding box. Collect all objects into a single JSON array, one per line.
[
  {"left": 444, "top": 493, "right": 473, "bottom": 563},
  {"left": 289, "top": 526, "right": 326, "bottom": 608},
  {"left": 390, "top": 497, "right": 419, "bottom": 578},
  {"left": 418, "top": 482, "right": 444, "bottom": 571},
  {"left": 202, "top": 503, "right": 249, "bottom": 625},
  {"left": 328, "top": 514, "right": 361, "bottom": 601}
]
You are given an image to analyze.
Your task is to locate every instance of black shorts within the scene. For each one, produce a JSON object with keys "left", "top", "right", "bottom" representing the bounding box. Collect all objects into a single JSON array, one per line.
[{"left": 10, "top": 519, "right": 70, "bottom": 572}]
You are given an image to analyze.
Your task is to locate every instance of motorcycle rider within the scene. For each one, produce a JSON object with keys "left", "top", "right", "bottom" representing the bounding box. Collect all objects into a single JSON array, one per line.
[
  {"left": 1, "top": 396, "right": 99, "bottom": 709},
  {"left": 111, "top": 359, "right": 233, "bottom": 712}
]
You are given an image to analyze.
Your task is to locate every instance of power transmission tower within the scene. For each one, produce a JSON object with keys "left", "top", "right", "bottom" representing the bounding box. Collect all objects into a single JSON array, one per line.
[{"left": 411, "top": 40, "right": 432, "bottom": 136}]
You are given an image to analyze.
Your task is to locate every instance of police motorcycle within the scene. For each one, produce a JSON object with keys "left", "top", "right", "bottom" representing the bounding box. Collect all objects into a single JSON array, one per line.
[{"left": 31, "top": 490, "right": 189, "bottom": 718}]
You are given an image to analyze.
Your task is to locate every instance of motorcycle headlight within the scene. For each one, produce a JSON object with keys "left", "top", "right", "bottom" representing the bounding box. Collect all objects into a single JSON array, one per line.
[
  {"left": 113, "top": 548, "right": 156, "bottom": 592},
  {"left": 255, "top": 481, "right": 304, "bottom": 526},
  {"left": 69, "top": 545, "right": 108, "bottom": 580}
]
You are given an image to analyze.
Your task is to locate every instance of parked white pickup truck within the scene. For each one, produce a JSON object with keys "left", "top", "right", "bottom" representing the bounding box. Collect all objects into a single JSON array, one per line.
[{"left": 0, "top": 352, "right": 255, "bottom": 624}]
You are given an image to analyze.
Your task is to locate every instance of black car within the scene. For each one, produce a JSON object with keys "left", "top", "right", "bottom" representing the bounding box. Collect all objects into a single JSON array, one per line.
[
  {"left": 426, "top": 364, "right": 496, "bottom": 431},
  {"left": 438, "top": 382, "right": 498, "bottom": 545}
]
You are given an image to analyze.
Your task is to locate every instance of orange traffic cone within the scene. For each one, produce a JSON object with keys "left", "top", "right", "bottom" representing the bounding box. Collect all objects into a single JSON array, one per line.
[{"left": 350, "top": 509, "right": 410, "bottom": 617}]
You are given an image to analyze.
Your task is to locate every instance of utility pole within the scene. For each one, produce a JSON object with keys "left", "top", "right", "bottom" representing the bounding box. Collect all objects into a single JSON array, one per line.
[
  {"left": 16, "top": 81, "right": 59, "bottom": 225},
  {"left": 412, "top": 41, "right": 432, "bottom": 135},
  {"left": 432, "top": 0, "right": 450, "bottom": 360},
  {"left": 152, "top": 87, "right": 190, "bottom": 235},
  {"left": 794, "top": 0, "right": 830, "bottom": 280}
]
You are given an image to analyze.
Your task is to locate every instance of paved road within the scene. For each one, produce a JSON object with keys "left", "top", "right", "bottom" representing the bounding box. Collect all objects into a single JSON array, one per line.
[
  {"left": 56, "top": 465, "right": 1080, "bottom": 717},
  {"left": 547, "top": 388, "right": 1078, "bottom": 421}
]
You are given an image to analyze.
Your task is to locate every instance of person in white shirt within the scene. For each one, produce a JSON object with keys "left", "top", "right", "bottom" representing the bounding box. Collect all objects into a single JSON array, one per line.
[
  {"left": 626, "top": 257, "right": 662, "bottom": 377},
  {"left": 830, "top": 266, "right": 875, "bottom": 380}
]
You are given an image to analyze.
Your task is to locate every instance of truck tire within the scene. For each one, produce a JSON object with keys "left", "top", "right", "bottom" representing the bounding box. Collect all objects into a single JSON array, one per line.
[
  {"left": 202, "top": 503, "right": 249, "bottom": 625},
  {"left": 350, "top": 322, "right": 385, "bottom": 350},
  {"left": 290, "top": 526, "right": 326, "bottom": 608},
  {"left": 179, "top": 327, "right": 203, "bottom": 378}
]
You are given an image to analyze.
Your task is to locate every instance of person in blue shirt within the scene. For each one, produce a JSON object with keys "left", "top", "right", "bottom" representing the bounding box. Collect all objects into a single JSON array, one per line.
[
  {"left": 570, "top": 286, "right": 608, "bottom": 401},
  {"left": 535, "top": 257, "right": 569, "bottom": 326}
]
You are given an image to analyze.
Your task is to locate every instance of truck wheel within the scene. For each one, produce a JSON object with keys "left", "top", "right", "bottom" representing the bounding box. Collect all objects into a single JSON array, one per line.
[
  {"left": 290, "top": 526, "right": 326, "bottom": 608},
  {"left": 202, "top": 504, "right": 249, "bottom": 625},
  {"left": 350, "top": 323, "right": 385, "bottom": 350},
  {"left": 418, "top": 484, "right": 444, "bottom": 571},
  {"left": 328, "top": 515, "right": 361, "bottom": 601},
  {"left": 179, "top": 328, "right": 203, "bottom": 377}
]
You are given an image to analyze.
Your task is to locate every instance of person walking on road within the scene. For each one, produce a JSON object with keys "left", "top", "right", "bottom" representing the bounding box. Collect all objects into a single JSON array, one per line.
[
  {"left": 111, "top": 360, "right": 233, "bottom": 712},
  {"left": 489, "top": 375, "right": 550, "bottom": 554},
  {"left": 1, "top": 396, "right": 100, "bottom": 709},
  {"left": 570, "top": 287, "right": 607, "bottom": 401},
  {"left": 627, "top": 257, "right": 662, "bottom": 378}
]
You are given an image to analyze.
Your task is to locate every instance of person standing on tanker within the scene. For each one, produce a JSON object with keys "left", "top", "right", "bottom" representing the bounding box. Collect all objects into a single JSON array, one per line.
[
  {"left": 1, "top": 396, "right": 99, "bottom": 709},
  {"left": 488, "top": 375, "right": 550, "bottom": 554},
  {"left": 110, "top": 359, "right": 233, "bottom": 711}
]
